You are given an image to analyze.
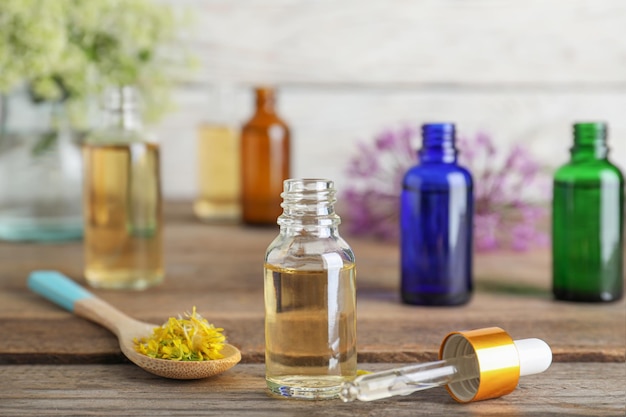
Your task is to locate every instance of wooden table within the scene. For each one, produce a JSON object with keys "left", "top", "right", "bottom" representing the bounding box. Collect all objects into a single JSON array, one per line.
[{"left": 1, "top": 203, "right": 624, "bottom": 416}]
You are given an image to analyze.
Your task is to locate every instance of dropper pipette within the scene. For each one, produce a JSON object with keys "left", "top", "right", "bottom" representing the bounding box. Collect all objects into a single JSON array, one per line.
[
  {"left": 340, "top": 353, "right": 477, "bottom": 402},
  {"left": 340, "top": 328, "right": 552, "bottom": 403}
]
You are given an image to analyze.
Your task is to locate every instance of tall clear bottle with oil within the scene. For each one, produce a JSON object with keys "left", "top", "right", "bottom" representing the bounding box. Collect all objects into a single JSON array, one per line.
[
  {"left": 194, "top": 84, "right": 240, "bottom": 222},
  {"left": 82, "top": 86, "right": 163, "bottom": 290},
  {"left": 264, "top": 179, "right": 357, "bottom": 400}
]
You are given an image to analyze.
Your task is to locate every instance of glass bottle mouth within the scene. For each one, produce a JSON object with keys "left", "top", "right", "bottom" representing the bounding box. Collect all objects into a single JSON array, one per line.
[
  {"left": 419, "top": 123, "right": 457, "bottom": 163},
  {"left": 571, "top": 122, "right": 608, "bottom": 158},
  {"left": 103, "top": 86, "right": 140, "bottom": 112},
  {"left": 422, "top": 123, "right": 455, "bottom": 144},
  {"left": 278, "top": 179, "right": 340, "bottom": 229},
  {"left": 255, "top": 86, "right": 276, "bottom": 110},
  {"left": 282, "top": 178, "right": 334, "bottom": 194},
  {"left": 573, "top": 122, "right": 606, "bottom": 144},
  {"left": 101, "top": 86, "right": 142, "bottom": 131}
]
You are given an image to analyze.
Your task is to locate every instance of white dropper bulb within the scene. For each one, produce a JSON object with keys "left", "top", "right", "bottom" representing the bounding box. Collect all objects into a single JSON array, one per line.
[{"left": 514, "top": 338, "right": 552, "bottom": 376}]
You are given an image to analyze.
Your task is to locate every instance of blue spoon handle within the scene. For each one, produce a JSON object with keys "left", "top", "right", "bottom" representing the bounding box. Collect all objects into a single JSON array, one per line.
[{"left": 28, "top": 270, "right": 94, "bottom": 312}]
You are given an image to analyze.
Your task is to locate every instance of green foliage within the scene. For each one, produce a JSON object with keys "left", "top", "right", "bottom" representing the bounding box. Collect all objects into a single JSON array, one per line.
[{"left": 0, "top": 0, "right": 184, "bottom": 123}]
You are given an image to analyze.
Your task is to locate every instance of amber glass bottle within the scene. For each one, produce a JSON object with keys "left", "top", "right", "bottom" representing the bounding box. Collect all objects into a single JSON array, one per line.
[{"left": 240, "top": 87, "right": 290, "bottom": 225}]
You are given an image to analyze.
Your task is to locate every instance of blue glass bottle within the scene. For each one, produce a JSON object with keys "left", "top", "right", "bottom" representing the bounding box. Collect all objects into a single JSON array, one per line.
[{"left": 400, "top": 123, "right": 473, "bottom": 306}]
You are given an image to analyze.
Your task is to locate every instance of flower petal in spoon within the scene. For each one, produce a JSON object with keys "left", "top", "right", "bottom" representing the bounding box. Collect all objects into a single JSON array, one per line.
[{"left": 28, "top": 270, "right": 241, "bottom": 379}]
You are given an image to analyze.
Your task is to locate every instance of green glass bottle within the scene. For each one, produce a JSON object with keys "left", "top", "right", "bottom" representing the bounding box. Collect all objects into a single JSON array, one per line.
[{"left": 552, "top": 122, "right": 624, "bottom": 302}]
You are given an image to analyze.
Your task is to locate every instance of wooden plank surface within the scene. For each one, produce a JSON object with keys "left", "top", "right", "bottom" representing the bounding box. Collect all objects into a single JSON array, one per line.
[
  {"left": 0, "top": 363, "right": 624, "bottom": 416},
  {"left": 0, "top": 203, "right": 624, "bottom": 365}
]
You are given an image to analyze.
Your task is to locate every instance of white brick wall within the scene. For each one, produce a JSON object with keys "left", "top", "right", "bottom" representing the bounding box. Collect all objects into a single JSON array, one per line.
[{"left": 156, "top": 0, "right": 626, "bottom": 199}]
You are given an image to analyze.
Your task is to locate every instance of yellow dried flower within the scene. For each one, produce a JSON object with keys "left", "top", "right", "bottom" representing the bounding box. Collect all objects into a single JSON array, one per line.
[{"left": 134, "top": 307, "right": 226, "bottom": 361}]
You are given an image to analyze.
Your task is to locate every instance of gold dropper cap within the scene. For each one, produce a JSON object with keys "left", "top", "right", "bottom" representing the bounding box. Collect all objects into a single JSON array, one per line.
[{"left": 439, "top": 327, "right": 521, "bottom": 403}]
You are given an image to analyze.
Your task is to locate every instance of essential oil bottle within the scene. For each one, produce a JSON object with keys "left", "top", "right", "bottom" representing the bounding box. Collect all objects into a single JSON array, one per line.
[
  {"left": 552, "top": 122, "right": 624, "bottom": 302},
  {"left": 400, "top": 123, "right": 474, "bottom": 306},
  {"left": 240, "top": 87, "right": 291, "bottom": 225},
  {"left": 82, "top": 86, "right": 163, "bottom": 290},
  {"left": 194, "top": 84, "right": 240, "bottom": 222},
  {"left": 264, "top": 179, "right": 357, "bottom": 400}
]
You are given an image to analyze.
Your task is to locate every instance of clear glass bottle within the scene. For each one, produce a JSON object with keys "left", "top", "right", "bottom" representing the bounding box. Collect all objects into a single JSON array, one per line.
[
  {"left": 82, "top": 86, "right": 164, "bottom": 290},
  {"left": 552, "top": 122, "right": 624, "bottom": 302},
  {"left": 241, "top": 87, "right": 290, "bottom": 225},
  {"left": 0, "top": 92, "right": 83, "bottom": 242},
  {"left": 194, "top": 84, "right": 240, "bottom": 222},
  {"left": 400, "top": 123, "right": 474, "bottom": 306},
  {"left": 264, "top": 179, "right": 357, "bottom": 400}
]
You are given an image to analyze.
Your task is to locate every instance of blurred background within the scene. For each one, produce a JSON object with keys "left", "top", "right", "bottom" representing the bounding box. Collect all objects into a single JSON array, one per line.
[
  {"left": 1, "top": 0, "right": 624, "bottom": 243},
  {"left": 156, "top": 0, "right": 626, "bottom": 199}
]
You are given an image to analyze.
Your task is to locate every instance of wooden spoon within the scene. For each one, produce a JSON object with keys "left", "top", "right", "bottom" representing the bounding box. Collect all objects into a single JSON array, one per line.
[{"left": 28, "top": 270, "right": 241, "bottom": 380}]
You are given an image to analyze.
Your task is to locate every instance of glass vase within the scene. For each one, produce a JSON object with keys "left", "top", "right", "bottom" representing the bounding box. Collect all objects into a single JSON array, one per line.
[{"left": 0, "top": 94, "right": 83, "bottom": 242}]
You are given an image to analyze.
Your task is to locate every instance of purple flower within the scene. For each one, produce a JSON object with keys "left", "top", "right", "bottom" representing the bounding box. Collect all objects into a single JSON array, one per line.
[
  {"left": 346, "top": 142, "right": 382, "bottom": 178},
  {"left": 342, "top": 127, "right": 550, "bottom": 252},
  {"left": 375, "top": 130, "right": 397, "bottom": 151},
  {"left": 475, "top": 212, "right": 501, "bottom": 251},
  {"left": 342, "top": 125, "right": 420, "bottom": 240},
  {"left": 460, "top": 133, "right": 550, "bottom": 251}
]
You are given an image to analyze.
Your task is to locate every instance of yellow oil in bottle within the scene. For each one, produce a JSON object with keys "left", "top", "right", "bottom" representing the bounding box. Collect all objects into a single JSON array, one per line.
[
  {"left": 83, "top": 142, "right": 163, "bottom": 289},
  {"left": 193, "top": 124, "right": 240, "bottom": 221},
  {"left": 264, "top": 262, "right": 357, "bottom": 399}
]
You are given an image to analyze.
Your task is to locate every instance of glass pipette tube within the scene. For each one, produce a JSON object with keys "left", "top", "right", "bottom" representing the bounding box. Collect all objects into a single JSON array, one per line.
[{"left": 339, "top": 354, "right": 478, "bottom": 402}]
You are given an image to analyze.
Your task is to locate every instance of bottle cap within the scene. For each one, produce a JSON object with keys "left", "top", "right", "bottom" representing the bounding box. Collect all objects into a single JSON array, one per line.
[{"left": 439, "top": 327, "right": 552, "bottom": 403}]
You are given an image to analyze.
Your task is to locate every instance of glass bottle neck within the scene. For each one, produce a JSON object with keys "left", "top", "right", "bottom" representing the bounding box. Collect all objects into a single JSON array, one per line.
[
  {"left": 102, "top": 86, "right": 143, "bottom": 131},
  {"left": 278, "top": 179, "right": 341, "bottom": 237},
  {"left": 255, "top": 87, "right": 276, "bottom": 114},
  {"left": 570, "top": 122, "right": 608, "bottom": 162},
  {"left": 418, "top": 123, "right": 458, "bottom": 164}
]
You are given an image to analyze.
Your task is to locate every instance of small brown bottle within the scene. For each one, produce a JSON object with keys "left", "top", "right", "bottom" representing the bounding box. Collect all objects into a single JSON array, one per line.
[{"left": 240, "top": 87, "right": 290, "bottom": 225}]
